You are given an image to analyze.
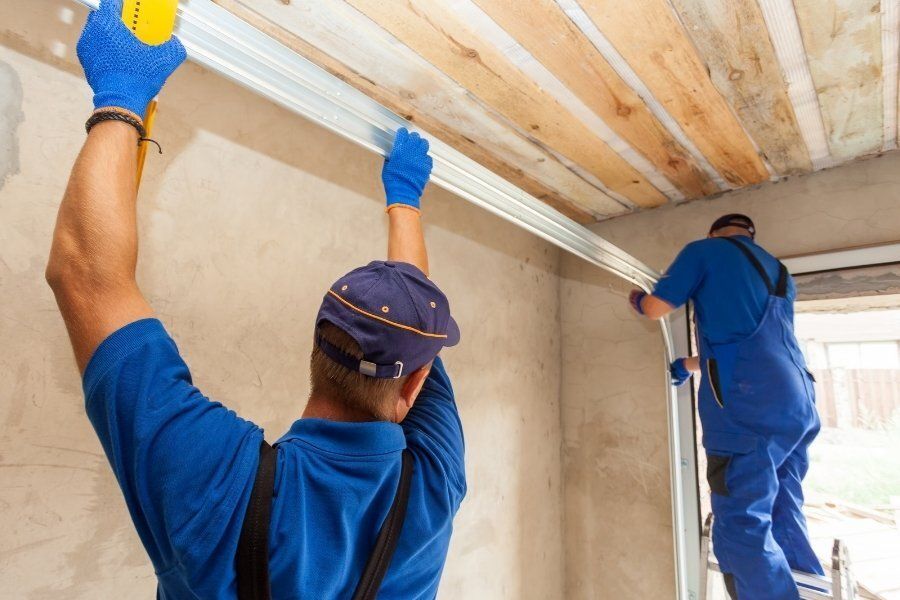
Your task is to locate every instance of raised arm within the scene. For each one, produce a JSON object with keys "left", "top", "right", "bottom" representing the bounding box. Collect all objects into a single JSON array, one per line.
[
  {"left": 628, "top": 241, "right": 706, "bottom": 321},
  {"left": 628, "top": 290, "right": 676, "bottom": 320},
  {"left": 45, "top": 0, "right": 185, "bottom": 372},
  {"left": 382, "top": 128, "right": 433, "bottom": 275},
  {"left": 46, "top": 118, "right": 152, "bottom": 372}
]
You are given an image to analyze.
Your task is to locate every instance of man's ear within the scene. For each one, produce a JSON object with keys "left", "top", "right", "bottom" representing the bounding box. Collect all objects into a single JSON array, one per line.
[{"left": 399, "top": 362, "right": 432, "bottom": 408}]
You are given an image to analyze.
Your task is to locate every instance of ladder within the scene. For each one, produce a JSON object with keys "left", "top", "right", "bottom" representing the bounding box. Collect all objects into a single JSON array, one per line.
[{"left": 699, "top": 513, "right": 857, "bottom": 600}]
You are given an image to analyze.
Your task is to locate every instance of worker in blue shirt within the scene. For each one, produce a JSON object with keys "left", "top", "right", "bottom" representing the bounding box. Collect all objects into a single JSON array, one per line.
[
  {"left": 46, "top": 3, "right": 464, "bottom": 598},
  {"left": 629, "top": 214, "right": 822, "bottom": 599}
]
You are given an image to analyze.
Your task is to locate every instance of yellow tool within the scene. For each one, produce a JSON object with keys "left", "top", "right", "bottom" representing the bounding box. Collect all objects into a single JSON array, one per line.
[
  {"left": 121, "top": 0, "right": 178, "bottom": 189},
  {"left": 122, "top": 0, "right": 178, "bottom": 45}
]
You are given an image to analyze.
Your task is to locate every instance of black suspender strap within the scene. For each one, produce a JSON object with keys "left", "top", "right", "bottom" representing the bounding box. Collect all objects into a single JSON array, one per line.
[
  {"left": 774, "top": 263, "right": 789, "bottom": 297},
  {"left": 721, "top": 237, "right": 788, "bottom": 297},
  {"left": 237, "top": 440, "right": 277, "bottom": 600},
  {"left": 351, "top": 449, "right": 414, "bottom": 600},
  {"left": 236, "top": 445, "right": 414, "bottom": 600}
]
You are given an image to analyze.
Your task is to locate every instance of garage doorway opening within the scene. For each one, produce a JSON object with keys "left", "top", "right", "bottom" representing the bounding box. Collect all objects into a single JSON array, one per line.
[{"left": 795, "top": 297, "right": 900, "bottom": 600}]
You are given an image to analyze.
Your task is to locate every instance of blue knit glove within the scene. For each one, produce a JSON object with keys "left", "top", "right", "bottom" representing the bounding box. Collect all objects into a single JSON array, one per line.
[
  {"left": 76, "top": 0, "right": 186, "bottom": 118},
  {"left": 382, "top": 128, "right": 433, "bottom": 210},
  {"left": 670, "top": 358, "right": 691, "bottom": 387}
]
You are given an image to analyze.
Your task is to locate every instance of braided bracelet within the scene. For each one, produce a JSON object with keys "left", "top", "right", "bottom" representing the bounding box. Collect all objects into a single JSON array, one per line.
[
  {"left": 85, "top": 110, "right": 164, "bottom": 154},
  {"left": 86, "top": 110, "right": 146, "bottom": 138}
]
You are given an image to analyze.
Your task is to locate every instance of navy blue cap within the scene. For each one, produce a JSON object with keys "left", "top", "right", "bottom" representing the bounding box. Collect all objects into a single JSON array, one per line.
[
  {"left": 315, "top": 261, "right": 460, "bottom": 378},
  {"left": 710, "top": 213, "right": 756, "bottom": 238}
]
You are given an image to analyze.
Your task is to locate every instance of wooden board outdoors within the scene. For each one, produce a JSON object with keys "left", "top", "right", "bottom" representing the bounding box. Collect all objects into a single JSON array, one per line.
[
  {"left": 471, "top": 0, "right": 717, "bottom": 199},
  {"left": 671, "top": 0, "right": 812, "bottom": 175},
  {"left": 577, "top": 0, "right": 771, "bottom": 187},
  {"left": 793, "top": 0, "right": 884, "bottom": 162},
  {"left": 218, "top": 0, "right": 629, "bottom": 221},
  {"left": 343, "top": 0, "right": 669, "bottom": 208}
]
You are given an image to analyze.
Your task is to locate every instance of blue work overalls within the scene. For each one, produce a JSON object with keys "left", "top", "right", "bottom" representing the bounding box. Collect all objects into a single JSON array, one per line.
[{"left": 697, "top": 237, "right": 823, "bottom": 599}]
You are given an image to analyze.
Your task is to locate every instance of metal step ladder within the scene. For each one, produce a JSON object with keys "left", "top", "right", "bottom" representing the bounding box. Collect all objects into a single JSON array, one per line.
[{"left": 700, "top": 513, "right": 857, "bottom": 600}]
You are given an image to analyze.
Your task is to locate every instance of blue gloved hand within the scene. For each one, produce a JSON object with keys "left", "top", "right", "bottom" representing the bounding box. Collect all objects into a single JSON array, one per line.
[
  {"left": 629, "top": 289, "right": 647, "bottom": 315},
  {"left": 670, "top": 358, "right": 691, "bottom": 387},
  {"left": 382, "top": 128, "right": 433, "bottom": 210},
  {"left": 77, "top": 0, "right": 187, "bottom": 118}
]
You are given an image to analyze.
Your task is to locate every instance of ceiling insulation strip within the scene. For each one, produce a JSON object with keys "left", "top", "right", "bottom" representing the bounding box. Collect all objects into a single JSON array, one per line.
[
  {"left": 556, "top": 0, "right": 727, "bottom": 191},
  {"left": 883, "top": 0, "right": 899, "bottom": 151},
  {"left": 446, "top": 0, "right": 682, "bottom": 202},
  {"left": 756, "top": 0, "right": 835, "bottom": 170},
  {"left": 67, "top": 3, "right": 697, "bottom": 598},
  {"left": 72, "top": 0, "right": 657, "bottom": 289}
]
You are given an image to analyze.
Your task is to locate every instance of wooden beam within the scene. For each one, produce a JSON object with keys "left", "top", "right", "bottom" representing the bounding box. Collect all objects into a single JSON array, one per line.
[
  {"left": 218, "top": 0, "right": 626, "bottom": 221},
  {"left": 671, "top": 0, "right": 812, "bottom": 175},
  {"left": 577, "top": 0, "right": 771, "bottom": 187},
  {"left": 793, "top": 0, "right": 884, "bottom": 162},
  {"left": 472, "top": 0, "right": 717, "bottom": 199},
  {"left": 343, "top": 0, "right": 669, "bottom": 208}
]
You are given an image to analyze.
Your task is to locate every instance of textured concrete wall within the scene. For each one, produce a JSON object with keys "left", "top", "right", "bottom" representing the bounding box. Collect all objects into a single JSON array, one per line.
[
  {"left": 560, "top": 261, "right": 674, "bottom": 599},
  {"left": 560, "top": 149, "right": 900, "bottom": 598},
  {"left": 0, "top": 3, "right": 564, "bottom": 598}
]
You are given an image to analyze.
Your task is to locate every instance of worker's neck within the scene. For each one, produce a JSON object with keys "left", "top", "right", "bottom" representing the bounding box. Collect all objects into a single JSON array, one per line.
[{"left": 302, "top": 392, "right": 378, "bottom": 423}]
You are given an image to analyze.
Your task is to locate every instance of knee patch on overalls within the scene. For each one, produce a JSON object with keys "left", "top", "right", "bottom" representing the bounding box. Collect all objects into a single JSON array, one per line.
[{"left": 703, "top": 431, "right": 759, "bottom": 497}]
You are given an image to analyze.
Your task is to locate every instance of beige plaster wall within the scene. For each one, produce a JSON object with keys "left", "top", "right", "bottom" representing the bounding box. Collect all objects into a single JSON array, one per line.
[
  {"left": 560, "top": 149, "right": 900, "bottom": 598},
  {"left": 591, "top": 150, "right": 900, "bottom": 270},
  {"left": 559, "top": 260, "right": 674, "bottom": 599},
  {"left": 0, "top": 3, "right": 564, "bottom": 598}
]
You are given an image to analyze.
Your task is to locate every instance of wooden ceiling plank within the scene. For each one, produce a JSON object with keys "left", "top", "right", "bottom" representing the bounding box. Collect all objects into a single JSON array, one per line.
[
  {"left": 670, "top": 0, "right": 813, "bottom": 175},
  {"left": 343, "top": 0, "right": 669, "bottom": 208},
  {"left": 218, "top": 0, "right": 628, "bottom": 220},
  {"left": 793, "top": 0, "right": 884, "bottom": 162},
  {"left": 472, "top": 0, "right": 717, "bottom": 199},
  {"left": 576, "top": 0, "right": 770, "bottom": 187}
]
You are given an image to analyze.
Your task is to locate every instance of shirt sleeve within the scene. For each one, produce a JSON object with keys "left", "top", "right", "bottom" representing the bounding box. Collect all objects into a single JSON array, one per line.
[
  {"left": 401, "top": 356, "right": 466, "bottom": 509},
  {"left": 82, "top": 318, "right": 263, "bottom": 579},
  {"left": 652, "top": 241, "right": 708, "bottom": 309}
]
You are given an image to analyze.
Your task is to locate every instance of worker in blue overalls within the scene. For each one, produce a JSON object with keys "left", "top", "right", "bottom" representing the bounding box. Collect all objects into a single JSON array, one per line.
[
  {"left": 628, "top": 214, "right": 823, "bottom": 599},
  {"left": 46, "top": 4, "right": 464, "bottom": 597}
]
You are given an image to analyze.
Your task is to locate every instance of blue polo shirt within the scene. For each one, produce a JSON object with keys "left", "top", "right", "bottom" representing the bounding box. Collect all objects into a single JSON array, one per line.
[
  {"left": 83, "top": 318, "right": 466, "bottom": 599},
  {"left": 652, "top": 235, "right": 796, "bottom": 345}
]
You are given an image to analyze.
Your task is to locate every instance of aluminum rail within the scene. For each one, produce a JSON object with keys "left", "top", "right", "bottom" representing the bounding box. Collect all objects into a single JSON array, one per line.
[
  {"left": 74, "top": 0, "right": 656, "bottom": 289},
  {"left": 71, "top": 1, "right": 698, "bottom": 597}
]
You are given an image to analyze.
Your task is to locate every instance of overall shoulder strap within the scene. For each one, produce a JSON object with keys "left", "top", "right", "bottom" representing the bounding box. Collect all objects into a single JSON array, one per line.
[
  {"left": 351, "top": 449, "right": 415, "bottom": 600},
  {"left": 774, "top": 263, "right": 789, "bottom": 297},
  {"left": 237, "top": 440, "right": 277, "bottom": 600},
  {"left": 721, "top": 237, "right": 775, "bottom": 295},
  {"left": 236, "top": 446, "right": 414, "bottom": 600}
]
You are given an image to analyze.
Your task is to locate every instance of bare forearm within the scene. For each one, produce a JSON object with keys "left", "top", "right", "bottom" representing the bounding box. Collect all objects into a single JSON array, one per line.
[
  {"left": 387, "top": 207, "right": 429, "bottom": 276},
  {"left": 684, "top": 356, "right": 700, "bottom": 372},
  {"left": 49, "top": 121, "right": 140, "bottom": 279},
  {"left": 641, "top": 294, "right": 675, "bottom": 319},
  {"left": 47, "top": 120, "right": 152, "bottom": 371}
]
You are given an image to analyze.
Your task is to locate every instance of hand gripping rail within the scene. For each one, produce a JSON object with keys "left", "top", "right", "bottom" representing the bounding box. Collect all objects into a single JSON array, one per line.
[{"left": 70, "top": 1, "right": 698, "bottom": 597}]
